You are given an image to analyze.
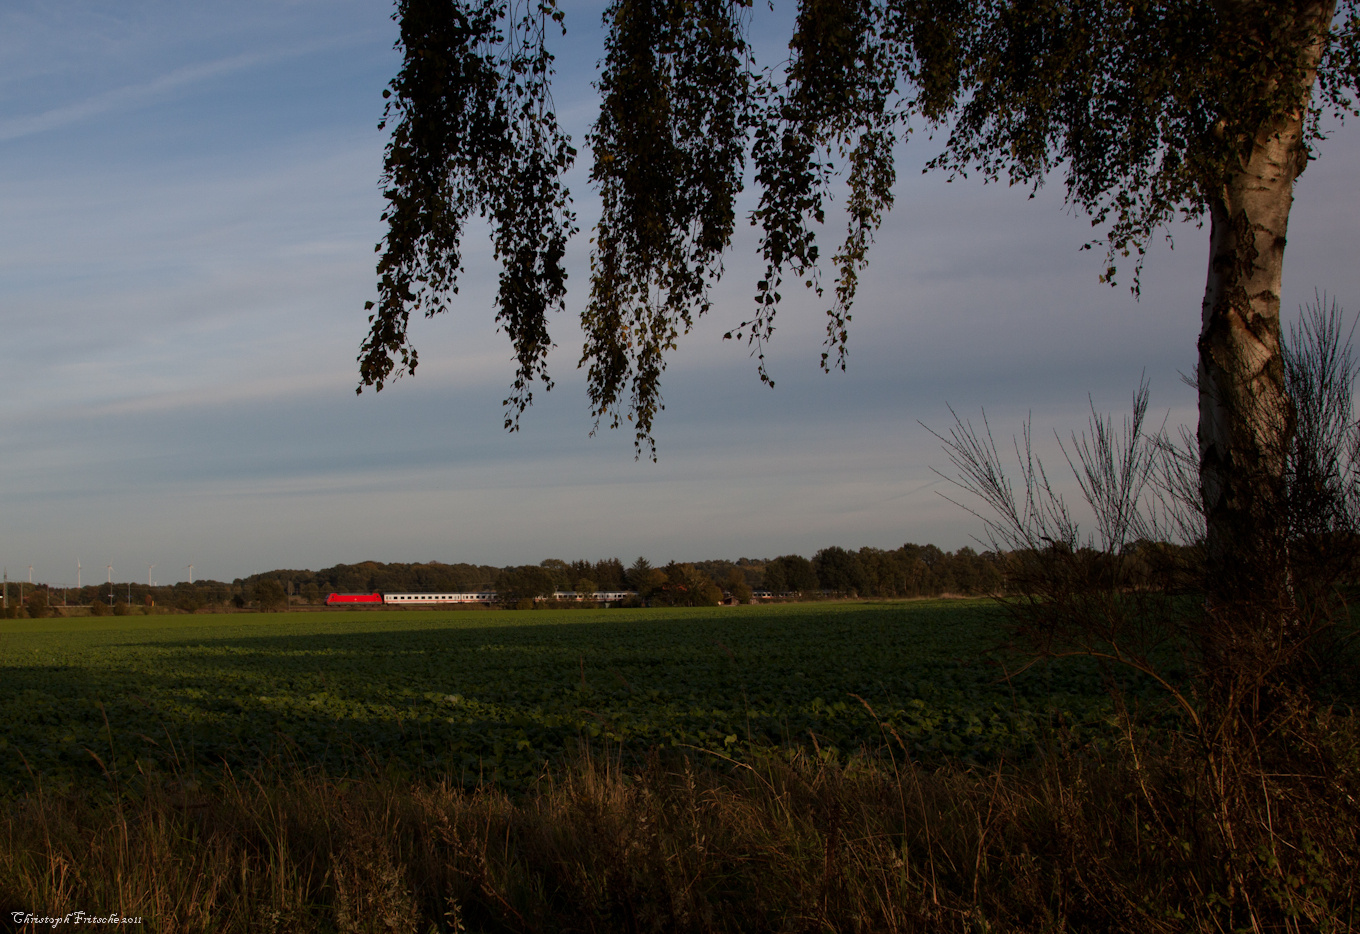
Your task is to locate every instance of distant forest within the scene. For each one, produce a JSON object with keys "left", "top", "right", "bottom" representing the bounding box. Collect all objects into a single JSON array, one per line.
[{"left": 6, "top": 542, "right": 1180, "bottom": 615}]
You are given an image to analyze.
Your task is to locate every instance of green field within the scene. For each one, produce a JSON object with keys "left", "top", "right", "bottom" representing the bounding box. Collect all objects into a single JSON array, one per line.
[{"left": 0, "top": 601, "right": 1155, "bottom": 791}]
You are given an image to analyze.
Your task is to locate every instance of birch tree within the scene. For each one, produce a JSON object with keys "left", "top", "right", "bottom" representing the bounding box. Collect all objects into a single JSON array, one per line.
[{"left": 359, "top": 0, "right": 1360, "bottom": 614}]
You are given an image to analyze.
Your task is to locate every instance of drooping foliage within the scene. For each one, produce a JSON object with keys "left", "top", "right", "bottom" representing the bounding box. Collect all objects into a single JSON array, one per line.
[
  {"left": 361, "top": 0, "right": 1360, "bottom": 453},
  {"left": 359, "top": 0, "right": 576, "bottom": 430},
  {"left": 917, "top": 1, "right": 1359, "bottom": 285},
  {"left": 581, "top": 0, "right": 756, "bottom": 449}
]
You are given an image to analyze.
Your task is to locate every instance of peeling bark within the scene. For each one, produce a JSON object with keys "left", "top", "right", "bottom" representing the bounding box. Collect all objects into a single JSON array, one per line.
[
  {"left": 1197, "top": 0, "right": 1335, "bottom": 617},
  {"left": 1197, "top": 135, "right": 1297, "bottom": 608}
]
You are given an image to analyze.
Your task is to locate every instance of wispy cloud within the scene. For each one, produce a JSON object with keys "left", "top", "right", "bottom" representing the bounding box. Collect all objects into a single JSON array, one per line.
[
  {"left": 0, "top": 33, "right": 367, "bottom": 142},
  {"left": 1, "top": 2, "right": 1355, "bottom": 582},
  {"left": 0, "top": 53, "right": 264, "bottom": 141}
]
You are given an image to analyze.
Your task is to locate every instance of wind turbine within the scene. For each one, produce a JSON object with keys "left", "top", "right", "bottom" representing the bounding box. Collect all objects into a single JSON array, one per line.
[
  {"left": 148, "top": 564, "right": 155, "bottom": 586},
  {"left": 77, "top": 558, "right": 81, "bottom": 590},
  {"left": 107, "top": 562, "right": 114, "bottom": 606},
  {"left": 184, "top": 563, "right": 194, "bottom": 585}
]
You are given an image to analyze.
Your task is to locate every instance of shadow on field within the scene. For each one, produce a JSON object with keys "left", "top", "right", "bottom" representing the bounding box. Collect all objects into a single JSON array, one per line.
[{"left": 1, "top": 604, "right": 1157, "bottom": 792}]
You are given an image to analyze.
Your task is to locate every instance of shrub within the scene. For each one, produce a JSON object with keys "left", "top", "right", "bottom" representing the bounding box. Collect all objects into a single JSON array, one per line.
[
  {"left": 253, "top": 578, "right": 287, "bottom": 611},
  {"left": 933, "top": 296, "right": 1360, "bottom": 934},
  {"left": 724, "top": 569, "right": 752, "bottom": 604},
  {"left": 693, "top": 580, "right": 723, "bottom": 606},
  {"left": 496, "top": 566, "right": 555, "bottom": 606}
]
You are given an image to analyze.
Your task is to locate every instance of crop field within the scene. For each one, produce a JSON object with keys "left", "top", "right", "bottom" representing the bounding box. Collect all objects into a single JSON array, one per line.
[{"left": 0, "top": 601, "right": 1165, "bottom": 792}]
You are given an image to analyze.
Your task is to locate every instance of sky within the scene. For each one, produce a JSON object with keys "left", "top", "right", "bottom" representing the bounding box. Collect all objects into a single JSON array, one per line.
[{"left": 1, "top": 2, "right": 1358, "bottom": 586}]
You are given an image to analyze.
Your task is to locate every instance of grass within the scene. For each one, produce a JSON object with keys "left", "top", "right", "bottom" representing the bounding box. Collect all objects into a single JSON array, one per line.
[
  {"left": 2, "top": 601, "right": 1353, "bottom": 931},
  {"left": 2, "top": 725, "right": 1355, "bottom": 933},
  {"left": 0, "top": 601, "right": 1152, "bottom": 793}
]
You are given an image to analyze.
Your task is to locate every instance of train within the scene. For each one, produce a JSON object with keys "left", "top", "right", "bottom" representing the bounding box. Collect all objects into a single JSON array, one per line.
[{"left": 325, "top": 591, "right": 637, "bottom": 606}]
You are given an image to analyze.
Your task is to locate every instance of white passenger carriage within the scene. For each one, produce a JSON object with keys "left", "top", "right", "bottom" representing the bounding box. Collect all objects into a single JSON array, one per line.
[
  {"left": 383, "top": 592, "right": 496, "bottom": 605},
  {"left": 380, "top": 591, "right": 637, "bottom": 605},
  {"left": 547, "top": 591, "right": 636, "bottom": 602}
]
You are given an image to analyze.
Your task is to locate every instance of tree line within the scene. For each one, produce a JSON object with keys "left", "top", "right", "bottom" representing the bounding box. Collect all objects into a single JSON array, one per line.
[
  {"left": 228, "top": 546, "right": 1019, "bottom": 609},
  {"left": 6, "top": 543, "right": 1207, "bottom": 616}
]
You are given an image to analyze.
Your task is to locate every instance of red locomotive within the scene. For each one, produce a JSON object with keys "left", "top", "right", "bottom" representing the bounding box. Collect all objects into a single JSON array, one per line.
[{"left": 324, "top": 592, "right": 383, "bottom": 605}]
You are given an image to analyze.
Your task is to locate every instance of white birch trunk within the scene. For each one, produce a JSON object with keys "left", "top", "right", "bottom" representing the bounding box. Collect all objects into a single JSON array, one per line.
[{"left": 1197, "top": 0, "right": 1335, "bottom": 618}]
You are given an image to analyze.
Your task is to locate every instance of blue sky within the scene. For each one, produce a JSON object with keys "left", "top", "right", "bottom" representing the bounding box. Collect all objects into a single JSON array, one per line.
[{"left": 2, "top": 1, "right": 1357, "bottom": 586}]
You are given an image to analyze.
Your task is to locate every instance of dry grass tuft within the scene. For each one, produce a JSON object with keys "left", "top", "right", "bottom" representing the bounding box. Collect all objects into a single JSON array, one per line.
[{"left": 2, "top": 721, "right": 1356, "bottom": 932}]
